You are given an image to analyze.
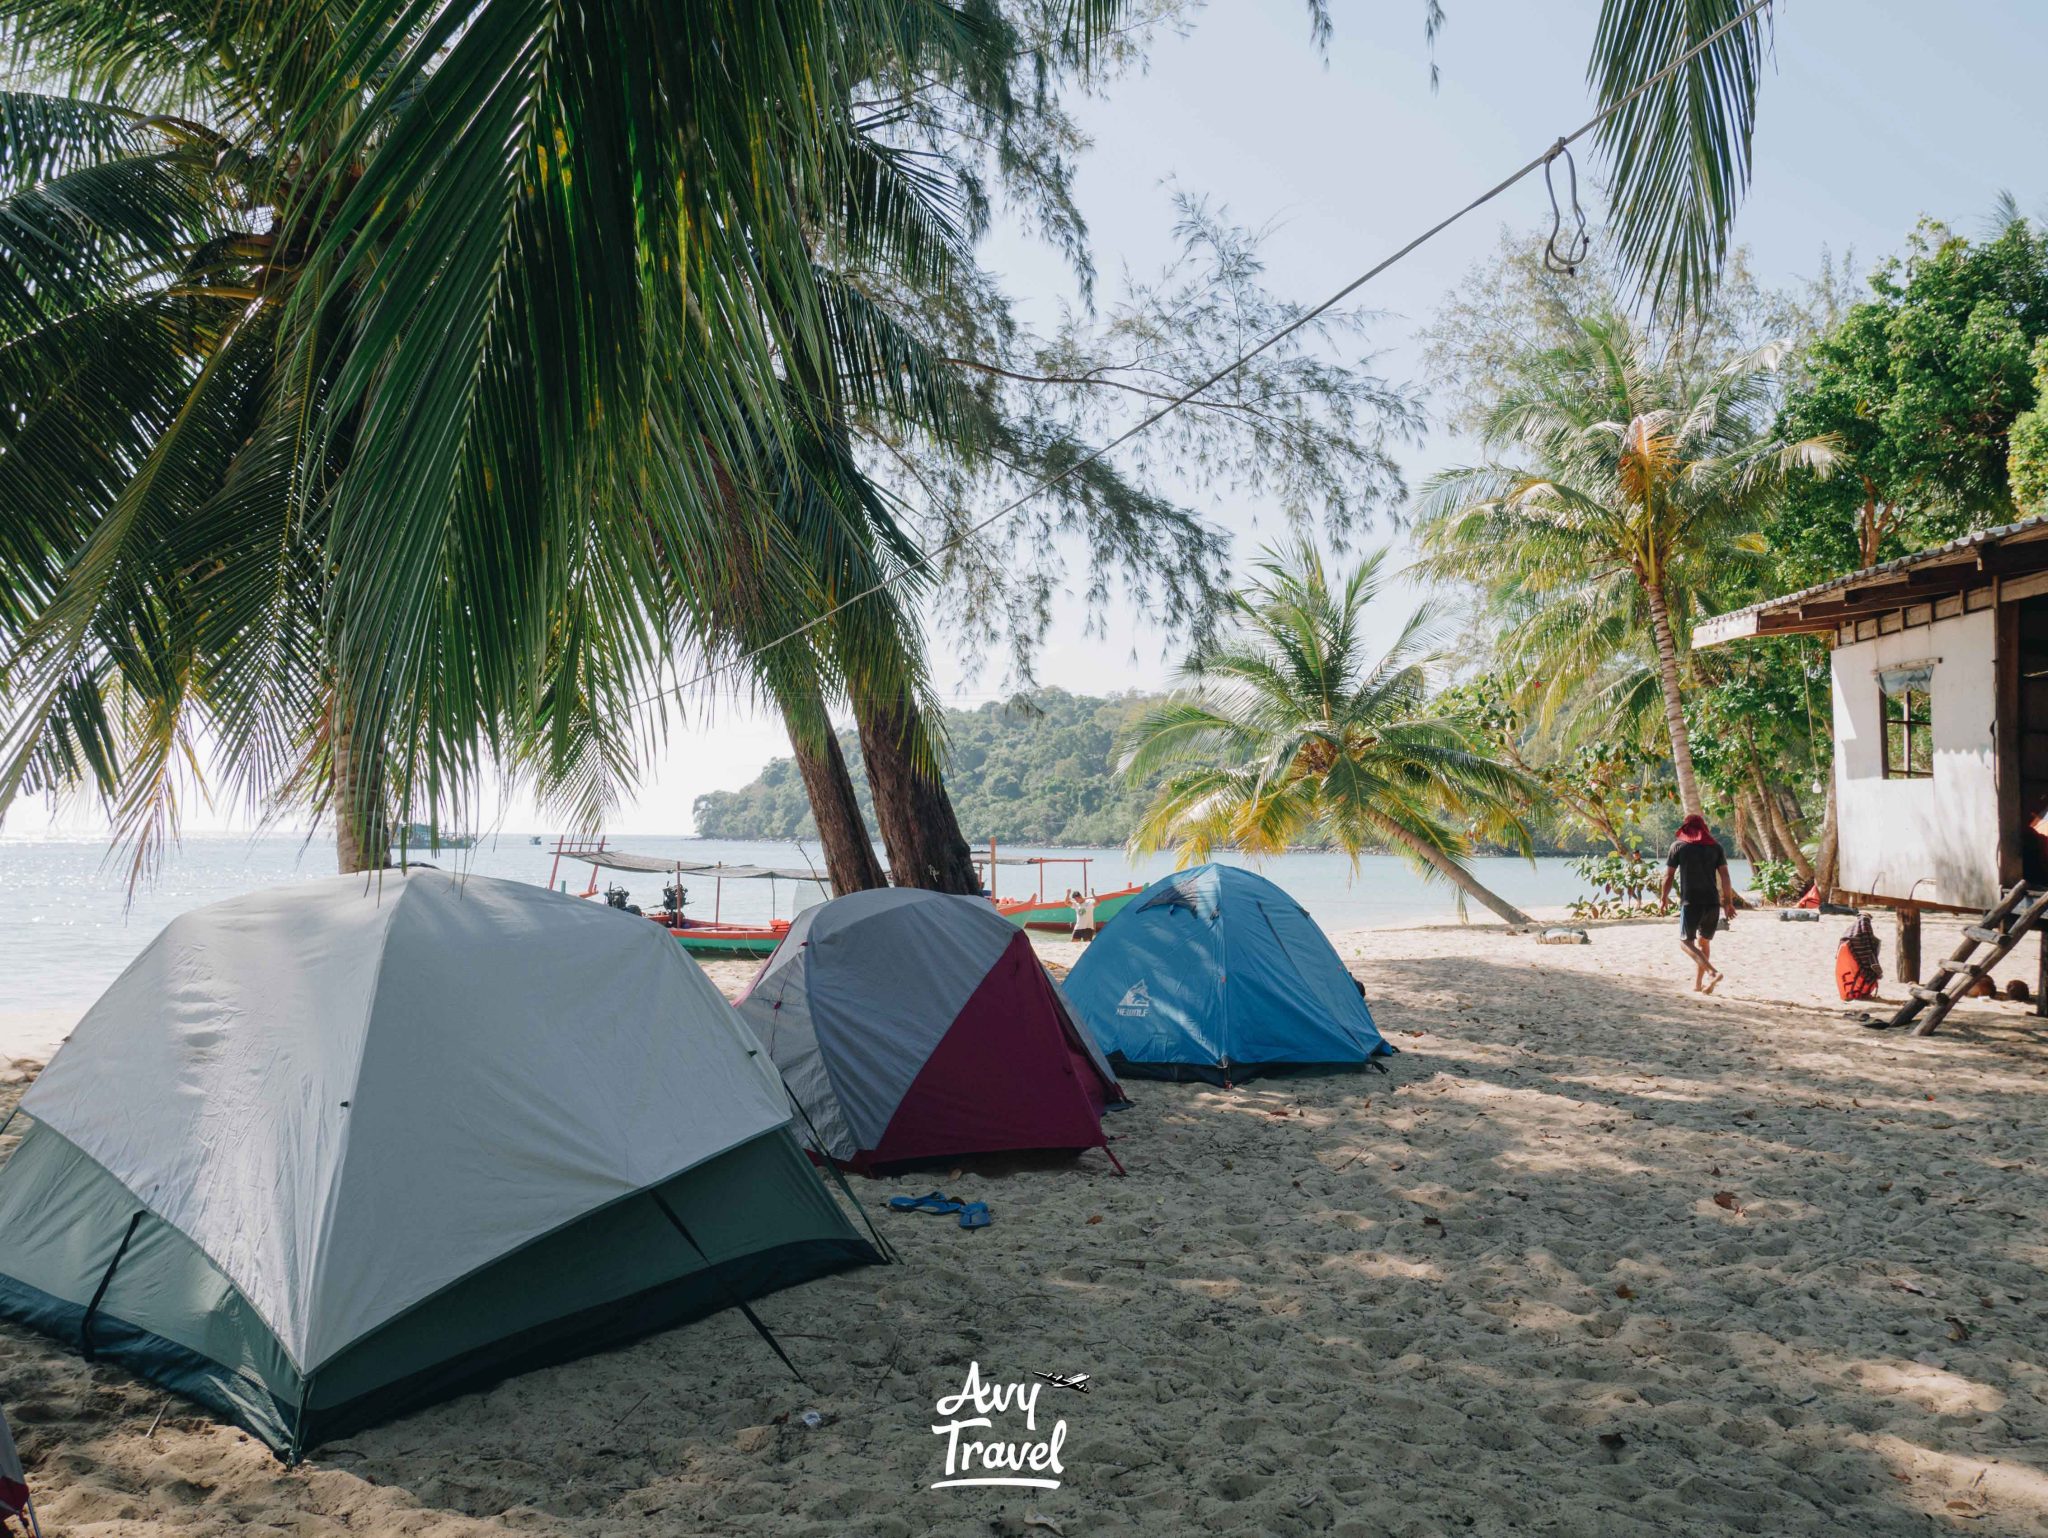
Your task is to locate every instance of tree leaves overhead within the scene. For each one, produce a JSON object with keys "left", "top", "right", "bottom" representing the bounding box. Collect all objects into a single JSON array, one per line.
[{"left": 1589, "top": 0, "right": 1769, "bottom": 317}]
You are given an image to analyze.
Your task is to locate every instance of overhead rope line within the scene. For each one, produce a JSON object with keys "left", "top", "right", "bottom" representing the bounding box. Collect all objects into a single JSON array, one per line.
[{"left": 631, "top": 0, "right": 1774, "bottom": 712}]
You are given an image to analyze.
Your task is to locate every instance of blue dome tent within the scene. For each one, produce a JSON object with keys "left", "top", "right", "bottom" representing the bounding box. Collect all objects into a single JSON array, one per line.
[{"left": 1063, "top": 864, "right": 1392, "bottom": 1083}]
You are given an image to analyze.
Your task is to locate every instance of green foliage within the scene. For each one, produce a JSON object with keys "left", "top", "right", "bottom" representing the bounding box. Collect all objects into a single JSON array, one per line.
[
  {"left": 1415, "top": 304, "right": 1831, "bottom": 818},
  {"left": 1119, "top": 542, "right": 1537, "bottom": 924},
  {"left": 2010, "top": 338, "right": 2048, "bottom": 514},
  {"left": 693, "top": 690, "right": 1163, "bottom": 847},
  {"left": 1440, "top": 671, "right": 1674, "bottom": 855},
  {"left": 1751, "top": 858, "right": 1802, "bottom": 904},
  {"left": 1567, "top": 847, "right": 1663, "bottom": 919},
  {"left": 0, "top": 0, "right": 1776, "bottom": 879},
  {"left": 1683, "top": 636, "right": 1828, "bottom": 807},
  {"left": 1587, "top": 0, "right": 1768, "bottom": 317},
  {"left": 1777, "top": 218, "right": 2048, "bottom": 563}
]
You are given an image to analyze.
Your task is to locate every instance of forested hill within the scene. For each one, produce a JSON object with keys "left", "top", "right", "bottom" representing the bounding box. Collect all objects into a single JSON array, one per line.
[{"left": 691, "top": 690, "right": 1160, "bottom": 846}]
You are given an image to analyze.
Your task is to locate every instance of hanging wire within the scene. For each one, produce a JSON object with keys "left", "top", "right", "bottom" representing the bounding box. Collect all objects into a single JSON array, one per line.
[
  {"left": 1541, "top": 140, "right": 1592, "bottom": 275},
  {"left": 627, "top": 0, "right": 1775, "bottom": 716}
]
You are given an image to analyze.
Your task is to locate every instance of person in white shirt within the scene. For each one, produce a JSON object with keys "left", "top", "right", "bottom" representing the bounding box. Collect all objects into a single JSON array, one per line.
[{"left": 1070, "top": 889, "right": 1099, "bottom": 942}]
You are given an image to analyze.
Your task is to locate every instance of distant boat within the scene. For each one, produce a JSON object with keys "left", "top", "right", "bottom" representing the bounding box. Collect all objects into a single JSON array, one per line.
[
  {"left": 394, "top": 822, "right": 477, "bottom": 850},
  {"left": 975, "top": 842, "right": 1143, "bottom": 932},
  {"left": 528, "top": 835, "right": 543, "bottom": 845},
  {"left": 544, "top": 835, "right": 828, "bottom": 958}
]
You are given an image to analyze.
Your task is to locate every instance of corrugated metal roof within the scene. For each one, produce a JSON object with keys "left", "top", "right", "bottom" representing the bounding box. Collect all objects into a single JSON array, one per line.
[{"left": 1696, "top": 511, "right": 2048, "bottom": 647}]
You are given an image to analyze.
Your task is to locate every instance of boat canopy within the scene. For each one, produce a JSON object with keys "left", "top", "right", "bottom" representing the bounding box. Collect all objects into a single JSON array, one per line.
[{"left": 573, "top": 847, "right": 825, "bottom": 883}]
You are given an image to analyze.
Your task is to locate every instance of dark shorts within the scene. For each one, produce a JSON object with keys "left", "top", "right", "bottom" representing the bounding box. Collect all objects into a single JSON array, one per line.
[{"left": 1679, "top": 901, "right": 1720, "bottom": 942}]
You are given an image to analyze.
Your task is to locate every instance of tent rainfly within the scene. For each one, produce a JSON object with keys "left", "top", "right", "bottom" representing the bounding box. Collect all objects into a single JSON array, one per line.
[
  {"left": 0, "top": 871, "right": 876, "bottom": 1458},
  {"left": 735, "top": 889, "right": 1125, "bottom": 1170},
  {"left": 1063, "top": 863, "right": 1392, "bottom": 1083}
]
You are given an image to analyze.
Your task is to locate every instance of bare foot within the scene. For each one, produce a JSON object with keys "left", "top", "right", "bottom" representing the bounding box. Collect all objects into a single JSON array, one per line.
[{"left": 1702, "top": 969, "right": 1722, "bottom": 995}]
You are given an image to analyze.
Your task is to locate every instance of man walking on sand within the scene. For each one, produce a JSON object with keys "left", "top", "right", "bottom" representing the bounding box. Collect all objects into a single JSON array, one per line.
[{"left": 1659, "top": 814, "right": 1738, "bottom": 993}]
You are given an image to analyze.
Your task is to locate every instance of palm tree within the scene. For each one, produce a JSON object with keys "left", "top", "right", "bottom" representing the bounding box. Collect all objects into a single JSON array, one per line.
[
  {"left": 0, "top": 0, "right": 1773, "bottom": 877},
  {"left": 1121, "top": 543, "right": 1538, "bottom": 928},
  {"left": 0, "top": 0, "right": 1008, "bottom": 875},
  {"left": 1416, "top": 312, "right": 1834, "bottom": 820}
]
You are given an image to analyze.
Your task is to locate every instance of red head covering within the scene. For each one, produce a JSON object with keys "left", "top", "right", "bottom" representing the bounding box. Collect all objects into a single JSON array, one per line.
[{"left": 1675, "top": 814, "right": 1715, "bottom": 845}]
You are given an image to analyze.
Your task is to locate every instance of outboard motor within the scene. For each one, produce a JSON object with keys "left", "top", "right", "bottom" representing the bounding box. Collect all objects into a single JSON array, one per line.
[
  {"left": 661, "top": 882, "right": 689, "bottom": 924},
  {"left": 603, "top": 884, "right": 641, "bottom": 916}
]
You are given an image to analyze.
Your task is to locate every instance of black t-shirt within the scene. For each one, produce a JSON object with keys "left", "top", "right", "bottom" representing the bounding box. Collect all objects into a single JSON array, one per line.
[{"left": 1666, "top": 839, "right": 1727, "bottom": 904}]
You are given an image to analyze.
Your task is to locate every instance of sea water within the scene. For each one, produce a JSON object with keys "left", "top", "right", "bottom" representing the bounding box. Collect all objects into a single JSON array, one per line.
[{"left": 0, "top": 833, "right": 1746, "bottom": 1014}]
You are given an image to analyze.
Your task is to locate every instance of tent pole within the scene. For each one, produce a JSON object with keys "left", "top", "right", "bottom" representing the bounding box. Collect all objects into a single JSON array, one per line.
[
  {"left": 781, "top": 1080, "right": 897, "bottom": 1263},
  {"left": 286, "top": 1372, "right": 315, "bottom": 1467},
  {"left": 649, "top": 1193, "right": 807, "bottom": 1385},
  {"left": 79, "top": 1211, "right": 144, "bottom": 1360}
]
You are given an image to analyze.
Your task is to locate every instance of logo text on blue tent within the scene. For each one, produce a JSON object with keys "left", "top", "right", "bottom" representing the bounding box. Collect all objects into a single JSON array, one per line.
[{"left": 1115, "top": 982, "right": 1151, "bottom": 1017}]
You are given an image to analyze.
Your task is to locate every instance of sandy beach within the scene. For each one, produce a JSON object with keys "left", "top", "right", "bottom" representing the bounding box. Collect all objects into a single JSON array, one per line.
[{"left": 6, "top": 909, "right": 2048, "bottom": 1535}]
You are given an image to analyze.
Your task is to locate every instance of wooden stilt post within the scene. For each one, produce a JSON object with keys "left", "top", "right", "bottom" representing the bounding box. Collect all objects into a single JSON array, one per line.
[
  {"left": 1896, "top": 904, "right": 1922, "bottom": 986},
  {"left": 2037, "top": 924, "right": 2047, "bottom": 1017}
]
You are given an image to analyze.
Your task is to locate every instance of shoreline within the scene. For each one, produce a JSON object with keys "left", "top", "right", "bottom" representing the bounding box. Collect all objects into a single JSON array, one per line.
[{"left": 0, "top": 902, "right": 1983, "bottom": 1071}]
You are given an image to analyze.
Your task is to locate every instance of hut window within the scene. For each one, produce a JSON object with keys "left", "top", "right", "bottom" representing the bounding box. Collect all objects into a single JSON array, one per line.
[{"left": 1879, "top": 666, "right": 1933, "bottom": 779}]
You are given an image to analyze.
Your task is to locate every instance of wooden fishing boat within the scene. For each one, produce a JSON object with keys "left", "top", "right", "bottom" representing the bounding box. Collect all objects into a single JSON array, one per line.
[
  {"left": 975, "top": 842, "right": 1143, "bottom": 933},
  {"left": 546, "top": 836, "right": 829, "bottom": 957}
]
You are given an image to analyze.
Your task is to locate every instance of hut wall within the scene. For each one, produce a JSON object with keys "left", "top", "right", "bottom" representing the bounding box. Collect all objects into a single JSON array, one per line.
[{"left": 1832, "top": 608, "right": 2000, "bottom": 909}]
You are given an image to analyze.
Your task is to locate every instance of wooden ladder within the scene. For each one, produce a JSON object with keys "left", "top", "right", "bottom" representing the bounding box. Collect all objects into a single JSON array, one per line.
[{"left": 1888, "top": 883, "right": 2048, "bottom": 1036}]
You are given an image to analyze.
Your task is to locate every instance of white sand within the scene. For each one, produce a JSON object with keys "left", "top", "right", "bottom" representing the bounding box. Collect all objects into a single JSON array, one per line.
[
  {"left": 6, "top": 909, "right": 2048, "bottom": 1534},
  {"left": 0, "top": 1009, "right": 75, "bottom": 1069}
]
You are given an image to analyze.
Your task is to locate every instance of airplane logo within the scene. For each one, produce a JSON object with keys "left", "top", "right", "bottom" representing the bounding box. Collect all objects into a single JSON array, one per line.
[{"left": 1033, "top": 1370, "right": 1091, "bottom": 1394}]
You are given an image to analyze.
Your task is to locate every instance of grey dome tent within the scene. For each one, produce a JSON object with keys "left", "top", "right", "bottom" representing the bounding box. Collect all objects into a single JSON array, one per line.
[{"left": 0, "top": 871, "right": 876, "bottom": 1458}]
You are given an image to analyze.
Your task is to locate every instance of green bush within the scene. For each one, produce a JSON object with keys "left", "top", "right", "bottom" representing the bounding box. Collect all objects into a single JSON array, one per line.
[
  {"left": 1752, "top": 858, "right": 1803, "bottom": 904},
  {"left": 1567, "top": 848, "right": 1663, "bottom": 920}
]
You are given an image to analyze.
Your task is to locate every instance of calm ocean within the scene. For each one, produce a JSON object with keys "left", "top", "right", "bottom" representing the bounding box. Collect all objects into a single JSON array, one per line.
[{"left": 0, "top": 833, "right": 1744, "bottom": 1014}]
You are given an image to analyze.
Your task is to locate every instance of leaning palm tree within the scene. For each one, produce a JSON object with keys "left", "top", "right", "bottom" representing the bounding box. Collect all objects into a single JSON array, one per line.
[
  {"left": 1121, "top": 543, "right": 1538, "bottom": 928},
  {"left": 1415, "top": 312, "right": 1834, "bottom": 819}
]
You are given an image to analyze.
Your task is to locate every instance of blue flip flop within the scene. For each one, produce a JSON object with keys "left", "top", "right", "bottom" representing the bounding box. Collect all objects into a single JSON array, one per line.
[
  {"left": 957, "top": 1202, "right": 992, "bottom": 1230},
  {"left": 887, "top": 1190, "right": 965, "bottom": 1215}
]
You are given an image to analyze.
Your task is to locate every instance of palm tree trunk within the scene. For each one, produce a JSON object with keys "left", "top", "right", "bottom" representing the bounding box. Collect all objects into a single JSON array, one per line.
[
  {"left": 1640, "top": 577, "right": 1704, "bottom": 819},
  {"left": 1764, "top": 783, "right": 1815, "bottom": 886},
  {"left": 854, "top": 687, "right": 980, "bottom": 894},
  {"left": 331, "top": 683, "right": 390, "bottom": 875},
  {"left": 1813, "top": 770, "right": 1840, "bottom": 903},
  {"left": 784, "top": 712, "right": 887, "bottom": 895},
  {"left": 1385, "top": 824, "right": 1535, "bottom": 929},
  {"left": 1731, "top": 792, "right": 1767, "bottom": 864}
]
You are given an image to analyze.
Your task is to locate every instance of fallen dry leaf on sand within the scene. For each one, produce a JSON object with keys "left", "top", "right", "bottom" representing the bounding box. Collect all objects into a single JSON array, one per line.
[
  {"left": 1085, "top": 1214, "right": 1103, "bottom": 1225},
  {"left": 1712, "top": 1191, "right": 1743, "bottom": 1213}
]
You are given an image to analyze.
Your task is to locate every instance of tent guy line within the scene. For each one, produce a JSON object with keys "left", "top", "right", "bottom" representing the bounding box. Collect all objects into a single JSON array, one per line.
[{"left": 623, "top": 0, "right": 1775, "bottom": 716}]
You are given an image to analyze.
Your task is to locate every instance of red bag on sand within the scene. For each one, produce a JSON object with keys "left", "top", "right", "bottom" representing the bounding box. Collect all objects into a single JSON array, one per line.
[
  {"left": 1837, "top": 942, "right": 1877, "bottom": 1000},
  {"left": 1796, "top": 883, "right": 1820, "bottom": 909}
]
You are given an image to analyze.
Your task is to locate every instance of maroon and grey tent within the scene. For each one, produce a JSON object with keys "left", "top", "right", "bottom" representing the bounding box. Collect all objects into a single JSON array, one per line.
[{"left": 736, "top": 889, "right": 1125, "bottom": 1171}]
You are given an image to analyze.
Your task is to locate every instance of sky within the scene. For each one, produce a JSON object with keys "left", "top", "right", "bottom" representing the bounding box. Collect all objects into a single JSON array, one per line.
[{"left": 13, "top": 0, "right": 2048, "bottom": 839}]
